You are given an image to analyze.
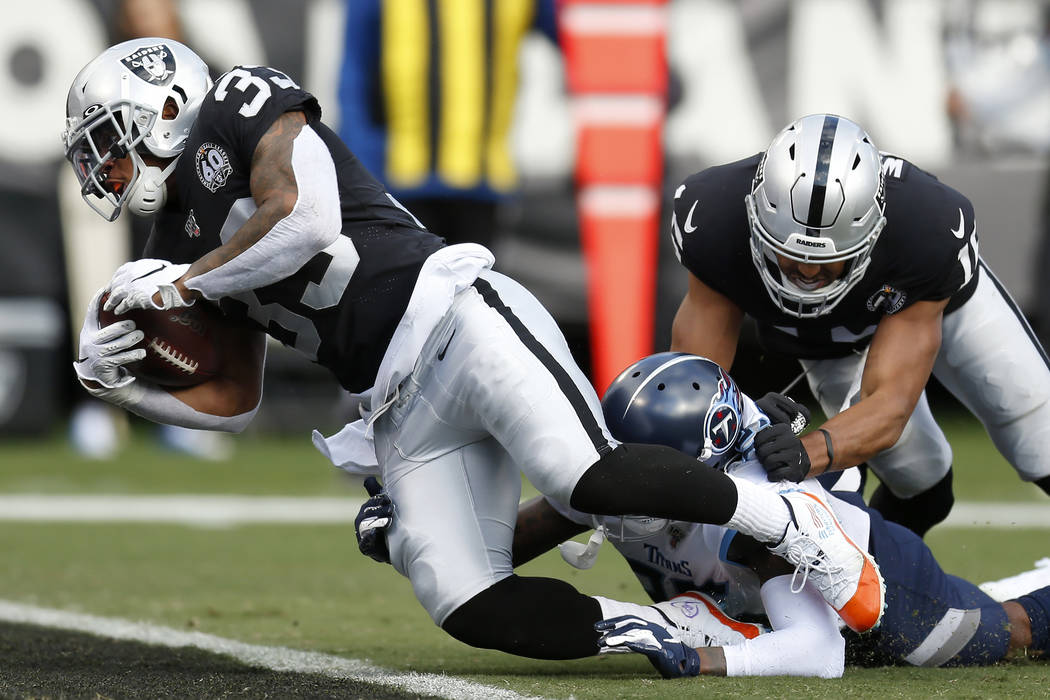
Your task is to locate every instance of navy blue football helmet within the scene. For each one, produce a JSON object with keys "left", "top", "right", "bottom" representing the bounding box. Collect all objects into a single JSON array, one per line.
[{"left": 602, "top": 352, "right": 744, "bottom": 468}]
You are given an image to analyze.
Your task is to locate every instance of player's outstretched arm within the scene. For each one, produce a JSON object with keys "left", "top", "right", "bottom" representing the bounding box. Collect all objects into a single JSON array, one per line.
[
  {"left": 713, "top": 574, "right": 845, "bottom": 678},
  {"left": 670, "top": 272, "right": 743, "bottom": 371},
  {"left": 801, "top": 298, "right": 948, "bottom": 475}
]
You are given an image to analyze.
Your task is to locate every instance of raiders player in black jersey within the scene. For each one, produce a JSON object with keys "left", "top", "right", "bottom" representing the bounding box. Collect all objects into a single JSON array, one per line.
[
  {"left": 671, "top": 113, "right": 1050, "bottom": 536},
  {"left": 63, "top": 40, "right": 887, "bottom": 660}
]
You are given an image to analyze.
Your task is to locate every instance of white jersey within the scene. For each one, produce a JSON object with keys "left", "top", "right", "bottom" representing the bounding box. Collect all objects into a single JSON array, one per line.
[{"left": 551, "top": 459, "right": 871, "bottom": 620}]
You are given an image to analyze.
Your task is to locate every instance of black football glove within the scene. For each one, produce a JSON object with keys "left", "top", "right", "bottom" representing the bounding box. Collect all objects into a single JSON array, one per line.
[
  {"left": 754, "top": 423, "right": 811, "bottom": 483},
  {"left": 595, "top": 616, "right": 700, "bottom": 678},
  {"left": 754, "top": 392, "right": 811, "bottom": 435},
  {"left": 354, "top": 476, "right": 393, "bottom": 564}
]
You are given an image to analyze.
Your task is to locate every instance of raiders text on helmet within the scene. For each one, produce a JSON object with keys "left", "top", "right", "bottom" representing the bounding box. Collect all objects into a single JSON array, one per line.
[
  {"left": 745, "top": 114, "right": 887, "bottom": 318},
  {"left": 62, "top": 38, "right": 212, "bottom": 220}
]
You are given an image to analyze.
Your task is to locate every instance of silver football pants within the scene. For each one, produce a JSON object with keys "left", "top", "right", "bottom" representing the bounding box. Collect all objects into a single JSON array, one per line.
[{"left": 373, "top": 270, "right": 615, "bottom": 624}]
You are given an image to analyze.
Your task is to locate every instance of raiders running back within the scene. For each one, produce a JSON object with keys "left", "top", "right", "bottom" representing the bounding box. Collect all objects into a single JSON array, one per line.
[
  {"left": 672, "top": 153, "right": 981, "bottom": 359},
  {"left": 144, "top": 65, "right": 445, "bottom": 391}
]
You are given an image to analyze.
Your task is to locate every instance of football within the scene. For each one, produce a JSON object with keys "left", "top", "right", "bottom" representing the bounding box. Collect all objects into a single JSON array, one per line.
[{"left": 98, "top": 293, "right": 223, "bottom": 387}]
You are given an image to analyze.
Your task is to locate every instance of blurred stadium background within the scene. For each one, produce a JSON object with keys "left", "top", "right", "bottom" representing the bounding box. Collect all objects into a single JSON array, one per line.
[
  {"left": 1, "top": 0, "right": 1048, "bottom": 436},
  {"left": 1, "top": 1, "right": 1050, "bottom": 697}
]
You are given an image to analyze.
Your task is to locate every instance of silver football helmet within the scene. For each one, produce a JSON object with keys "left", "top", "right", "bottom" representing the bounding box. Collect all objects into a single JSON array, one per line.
[
  {"left": 745, "top": 114, "right": 887, "bottom": 318},
  {"left": 62, "top": 38, "right": 212, "bottom": 220}
]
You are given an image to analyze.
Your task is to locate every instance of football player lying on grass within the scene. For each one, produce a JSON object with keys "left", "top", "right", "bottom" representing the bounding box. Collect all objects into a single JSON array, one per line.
[{"left": 356, "top": 353, "right": 1050, "bottom": 678}]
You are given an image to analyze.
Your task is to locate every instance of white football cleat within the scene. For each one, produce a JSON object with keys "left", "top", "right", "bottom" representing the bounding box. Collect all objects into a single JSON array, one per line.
[
  {"left": 649, "top": 591, "right": 767, "bottom": 648},
  {"left": 979, "top": 558, "right": 1050, "bottom": 602},
  {"left": 769, "top": 489, "right": 885, "bottom": 633}
]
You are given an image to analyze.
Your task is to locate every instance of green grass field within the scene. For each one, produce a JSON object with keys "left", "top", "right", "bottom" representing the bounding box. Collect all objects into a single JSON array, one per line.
[{"left": 2, "top": 410, "right": 1049, "bottom": 698}]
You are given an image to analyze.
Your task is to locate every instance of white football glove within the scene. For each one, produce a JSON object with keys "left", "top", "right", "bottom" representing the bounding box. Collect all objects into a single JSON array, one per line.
[
  {"left": 74, "top": 287, "right": 146, "bottom": 390},
  {"left": 104, "top": 258, "right": 194, "bottom": 314},
  {"left": 75, "top": 285, "right": 259, "bottom": 433}
]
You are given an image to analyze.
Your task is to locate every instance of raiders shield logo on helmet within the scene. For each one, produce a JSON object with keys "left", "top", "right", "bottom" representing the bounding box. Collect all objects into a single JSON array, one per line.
[{"left": 121, "top": 44, "right": 176, "bottom": 86}]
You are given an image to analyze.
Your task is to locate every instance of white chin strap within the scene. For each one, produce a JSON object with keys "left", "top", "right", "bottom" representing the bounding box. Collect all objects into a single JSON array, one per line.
[
  {"left": 126, "top": 158, "right": 179, "bottom": 216},
  {"left": 559, "top": 527, "right": 607, "bottom": 569}
]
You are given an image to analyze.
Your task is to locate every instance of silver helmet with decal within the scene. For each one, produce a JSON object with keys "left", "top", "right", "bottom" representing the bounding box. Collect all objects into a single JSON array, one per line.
[
  {"left": 62, "top": 38, "right": 212, "bottom": 220},
  {"left": 745, "top": 114, "right": 887, "bottom": 318}
]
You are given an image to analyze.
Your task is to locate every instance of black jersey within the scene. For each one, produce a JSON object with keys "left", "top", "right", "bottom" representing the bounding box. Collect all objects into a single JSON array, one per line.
[
  {"left": 673, "top": 153, "right": 980, "bottom": 359},
  {"left": 144, "top": 66, "right": 445, "bottom": 391}
]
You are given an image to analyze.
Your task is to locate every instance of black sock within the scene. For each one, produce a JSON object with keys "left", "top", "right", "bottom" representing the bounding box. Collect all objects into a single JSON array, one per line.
[
  {"left": 570, "top": 443, "right": 738, "bottom": 524},
  {"left": 441, "top": 575, "right": 602, "bottom": 659}
]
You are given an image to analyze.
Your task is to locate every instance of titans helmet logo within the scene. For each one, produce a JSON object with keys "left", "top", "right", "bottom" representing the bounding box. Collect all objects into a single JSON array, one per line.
[
  {"left": 704, "top": 368, "right": 741, "bottom": 455},
  {"left": 705, "top": 403, "right": 740, "bottom": 454}
]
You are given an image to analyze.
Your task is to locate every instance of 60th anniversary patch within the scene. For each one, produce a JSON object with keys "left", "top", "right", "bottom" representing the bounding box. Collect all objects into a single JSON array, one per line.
[{"left": 195, "top": 142, "right": 232, "bottom": 192}]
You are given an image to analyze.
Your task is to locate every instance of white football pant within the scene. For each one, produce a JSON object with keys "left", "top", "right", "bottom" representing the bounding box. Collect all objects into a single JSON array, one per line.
[{"left": 372, "top": 270, "right": 616, "bottom": 624}]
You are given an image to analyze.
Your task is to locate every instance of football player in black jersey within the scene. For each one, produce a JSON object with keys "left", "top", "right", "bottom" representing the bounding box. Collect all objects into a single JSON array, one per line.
[
  {"left": 63, "top": 40, "right": 886, "bottom": 660},
  {"left": 670, "top": 113, "right": 1050, "bottom": 536}
]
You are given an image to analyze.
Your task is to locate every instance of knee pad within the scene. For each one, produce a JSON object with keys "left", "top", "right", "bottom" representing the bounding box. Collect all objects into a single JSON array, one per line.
[{"left": 870, "top": 469, "right": 954, "bottom": 538}]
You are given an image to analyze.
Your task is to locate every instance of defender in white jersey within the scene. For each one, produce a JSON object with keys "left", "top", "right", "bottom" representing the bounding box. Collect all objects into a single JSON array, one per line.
[
  {"left": 672, "top": 114, "right": 1050, "bottom": 537},
  {"left": 63, "top": 39, "right": 884, "bottom": 659},
  {"left": 356, "top": 353, "right": 1050, "bottom": 676},
  {"left": 540, "top": 355, "right": 1050, "bottom": 677}
]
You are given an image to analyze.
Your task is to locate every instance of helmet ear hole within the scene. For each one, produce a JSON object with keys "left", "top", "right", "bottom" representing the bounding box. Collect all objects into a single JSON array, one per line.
[{"left": 162, "top": 96, "right": 179, "bottom": 119}]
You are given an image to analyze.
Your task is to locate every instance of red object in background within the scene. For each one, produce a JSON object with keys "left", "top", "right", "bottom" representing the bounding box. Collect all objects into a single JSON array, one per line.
[
  {"left": 576, "top": 116, "right": 663, "bottom": 185},
  {"left": 560, "top": 0, "right": 668, "bottom": 97},
  {"left": 578, "top": 187, "right": 661, "bottom": 394},
  {"left": 560, "top": 0, "right": 668, "bottom": 394}
]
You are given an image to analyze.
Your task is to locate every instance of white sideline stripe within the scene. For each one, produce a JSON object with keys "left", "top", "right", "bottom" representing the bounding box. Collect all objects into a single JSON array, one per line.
[
  {"left": 0, "top": 495, "right": 365, "bottom": 525},
  {"left": 0, "top": 599, "right": 542, "bottom": 700},
  {"left": 944, "top": 502, "right": 1050, "bottom": 529},
  {"left": 0, "top": 495, "right": 1046, "bottom": 528}
]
